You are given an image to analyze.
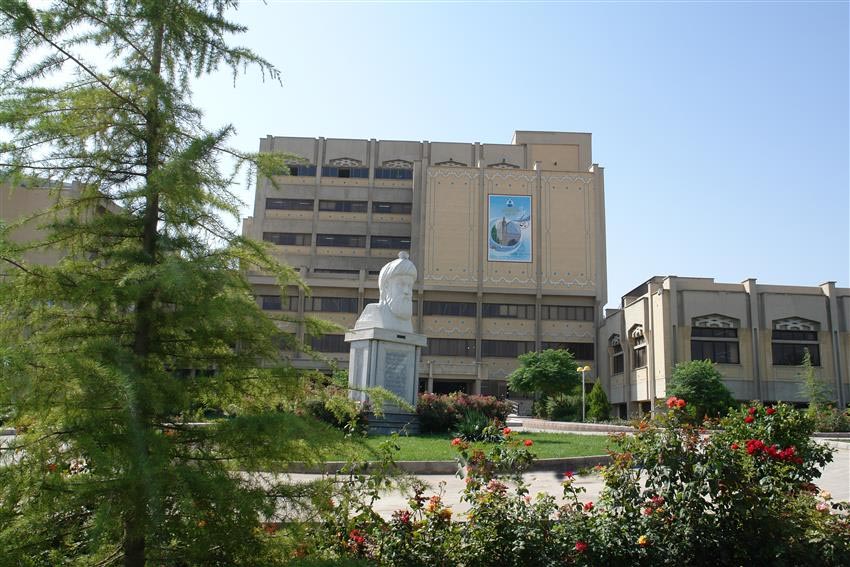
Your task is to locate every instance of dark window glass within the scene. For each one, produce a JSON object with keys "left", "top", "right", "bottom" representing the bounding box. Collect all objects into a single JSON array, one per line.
[
  {"left": 691, "top": 327, "right": 738, "bottom": 338},
  {"left": 540, "top": 305, "right": 594, "bottom": 321},
  {"left": 321, "top": 166, "right": 369, "bottom": 178},
  {"left": 691, "top": 340, "right": 740, "bottom": 364},
  {"left": 287, "top": 164, "right": 317, "bottom": 177},
  {"left": 370, "top": 235, "right": 411, "bottom": 249},
  {"left": 481, "top": 340, "right": 536, "bottom": 358},
  {"left": 372, "top": 201, "right": 412, "bottom": 214},
  {"left": 263, "top": 232, "right": 311, "bottom": 246},
  {"left": 772, "top": 330, "right": 818, "bottom": 342},
  {"left": 318, "top": 200, "right": 368, "bottom": 213},
  {"left": 312, "top": 268, "right": 360, "bottom": 276},
  {"left": 772, "top": 344, "right": 820, "bottom": 366},
  {"left": 259, "top": 295, "right": 299, "bottom": 311},
  {"left": 374, "top": 168, "right": 414, "bottom": 180},
  {"left": 482, "top": 303, "right": 535, "bottom": 319},
  {"left": 613, "top": 353, "right": 624, "bottom": 374},
  {"left": 309, "top": 334, "right": 347, "bottom": 353},
  {"left": 422, "top": 338, "right": 476, "bottom": 357},
  {"left": 304, "top": 297, "right": 359, "bottom": 313},
  {"left": 541, "top": 342, "right": 595, "bottom": 360},
  {"left": 423, "top": 301, "right": 476, "bottom": 317},
  {"left": 633, "top": 346, "right": 647, "bottom": 368},
  {"left": 316, "top": 234, "right": 366, "bottom": 248},
  {"left": 266, "top": 198, "right": 314, "bottom": 210}
]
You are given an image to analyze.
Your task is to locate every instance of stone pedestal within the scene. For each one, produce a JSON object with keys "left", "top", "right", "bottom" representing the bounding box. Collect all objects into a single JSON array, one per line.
[{"left": 345, "top": 327, "right": 427, "bottom": 434}]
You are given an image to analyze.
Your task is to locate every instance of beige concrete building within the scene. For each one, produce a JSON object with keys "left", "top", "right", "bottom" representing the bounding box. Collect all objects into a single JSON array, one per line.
[
  {"left": 598, "top": 276, "right": 850, "bottom": 417},
  {"left": 243, "top": 131, "right": 607, "bottom": 396}
]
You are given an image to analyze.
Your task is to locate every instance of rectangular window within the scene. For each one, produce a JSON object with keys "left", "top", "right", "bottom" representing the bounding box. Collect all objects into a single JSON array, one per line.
[
  {"left": 481, "top": 340, "right": 536, "bottom": 358},
  {"left": 540, "top": 305, "right": 595, "bottom": 321},
  {"left": 370, "top": 235, "right": 411, "bottom": 249},
  {"left": 309, "top": 334, "right": 347, "bottom": 353},
  {"left": 772, "top": 343, "right": 821, "bottom": 366},
  {"left": 691, "top": 327, "right": 738, "bottom": 339},
  {"left": 372, "top": 202, "right": 412, "bottom": 214},
  {"left": 613, "top": 352, "right": 624, "bottom": 374},
  {"left": 321, "top": 166, "right": 369, "bottom": 178},
  {"left": 304, "top": 297, "right": 359, "bottom": 313},
  {"left": 423, "top": 301, "right": 477, "bottom": 317},
  {"left": 316, "top": 234, "right": 366, "bottom": 248},
  {"left": 266, "top": 198, "right": 314, "bottom": 210},
  {"left": 422, "top": 338, "right": 476, "bottom": 357},
  {"left": 260, "top": 295, "right": 299, "bottom": 311},
  {"left": 482, "top": 303, "right": 535, "bottom": 319},
  {"left": 263, "top": 232, "right": 311, "bottom": 246},
  {"left": 312, "top": 268, "right": 360, "bottom": 276},
  {"left": 541, "top": 342, "right": 595, "bottom": 360},
  {"left": 633, "top": 346, "right": 647, "bottom": 368},
  {"left": 318, "top": 200, "right": 368, "bottom": 213},
  {"left": 287, "top": 164, "right": 317, "bottom": 177},
  {"left": 374, "top": 168, "right": 413, "bottom": 180},
  {"left": 772, "top": 330, "right": 818, "bottom": 342},
  {"left": 691, "top": 340, "right": 740, "bottom": 364}
]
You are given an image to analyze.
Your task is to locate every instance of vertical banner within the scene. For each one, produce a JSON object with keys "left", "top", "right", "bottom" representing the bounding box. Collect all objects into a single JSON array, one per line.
[{"left": 487, "top": 194, "right": 532, "bottom": 263}]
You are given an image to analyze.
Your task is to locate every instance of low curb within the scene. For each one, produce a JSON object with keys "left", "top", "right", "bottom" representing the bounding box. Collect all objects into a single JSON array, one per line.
[{"left": 284, "top": 454, "right": 612, "bottom": 475}]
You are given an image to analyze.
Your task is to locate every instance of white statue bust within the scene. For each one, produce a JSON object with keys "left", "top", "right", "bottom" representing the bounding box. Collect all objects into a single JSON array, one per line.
[{"left": 354, "top": 251, "right": 416, "bottom": 333}]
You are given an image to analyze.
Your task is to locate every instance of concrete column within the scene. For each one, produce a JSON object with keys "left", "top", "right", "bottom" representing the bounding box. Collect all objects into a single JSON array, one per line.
[
  {"left": 742, "top": 278, "right": 762, "bottom": 399},
  {"left": 821, "top": 281, "right": 846, "bottom": 407},
  {"left": 473, "top": 379, "right": 482, "bottom": 395}
]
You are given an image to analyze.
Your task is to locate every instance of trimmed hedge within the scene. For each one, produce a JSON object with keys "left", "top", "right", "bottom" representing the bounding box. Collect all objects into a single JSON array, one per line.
[{"left": 416, "top": 393, "right": 512, "bottom": 433}]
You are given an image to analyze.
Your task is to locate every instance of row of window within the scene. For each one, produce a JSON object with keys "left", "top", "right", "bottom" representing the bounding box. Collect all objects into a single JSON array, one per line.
[
  {"left": 262, "top": 232, "right": 411, "bottom": 250},
  {"left": 284, "top": 165, "right": 413, "bottom": 180},
  {"left": 267, "top": 199, "right": 413, "bottom": 214},
  {"left": 610, "top": 327, "right": 823, "bottom": 374},
  {"left": 423, "top": 301, "right": 594, "bottom": 321}
]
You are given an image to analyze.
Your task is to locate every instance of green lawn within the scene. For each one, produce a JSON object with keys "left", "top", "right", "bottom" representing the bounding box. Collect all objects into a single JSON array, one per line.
[{"left": 322, "top": 432, "right": 610, "bottom": 462}]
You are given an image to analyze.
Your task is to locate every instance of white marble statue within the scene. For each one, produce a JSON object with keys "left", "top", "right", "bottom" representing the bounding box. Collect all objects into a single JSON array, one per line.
[{"left": 354, "top": 251, "right": 416, "bottom": 333}]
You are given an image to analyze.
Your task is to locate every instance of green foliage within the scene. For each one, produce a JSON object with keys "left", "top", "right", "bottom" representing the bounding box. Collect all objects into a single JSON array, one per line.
[
  {"left": 545, "top": 392, "right": 582, "bottom": 422},
  {"left": 799, "top": 349, "right": 847, "bottom": 431},
  {"left": 587, "top": 381, "right": 610, "bottom": 422},
  {"left": 452, "top": 410, "right": 504, "bottom": 442},
  {"left": 667, "top": 359, "right": 735, "bottom": 419},
  {"left": 416, "top": 393, "right": 512, "bottom": 434},
  {"left": 507, "top": 348, "right": 580, "bottom": 406},
  {"left": 297, "top": 401, "right": 850, "bottom": 566},
  {"left": 0, "top": 2, "right": 348, "bottom": 564}
]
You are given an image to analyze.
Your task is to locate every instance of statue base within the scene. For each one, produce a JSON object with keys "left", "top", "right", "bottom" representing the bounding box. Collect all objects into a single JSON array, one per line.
[{"left": 366, "top": 412, "right": 421, "bottom": 436}]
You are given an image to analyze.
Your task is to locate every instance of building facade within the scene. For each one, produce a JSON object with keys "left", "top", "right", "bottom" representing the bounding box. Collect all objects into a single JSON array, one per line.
[
  {"left": 597, "top": 276, "right": 850, "bottom": 417},
  {"left": 243, "top": 131, "right": 607, "bottom": 396}
]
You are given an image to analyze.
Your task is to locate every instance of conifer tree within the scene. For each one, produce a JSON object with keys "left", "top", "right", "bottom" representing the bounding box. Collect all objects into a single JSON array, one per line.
[{"left": 0, "top": 2, "right": 340, "bottom": 564}]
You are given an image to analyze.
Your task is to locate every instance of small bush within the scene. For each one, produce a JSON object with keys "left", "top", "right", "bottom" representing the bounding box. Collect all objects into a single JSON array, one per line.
[
  {"left": 807, "top": 404, "right": 850, "bottom": 432},
  {"left": 545, "top": 393, "right": 582, "bottom": 421},
  {"left": 587, "top": 380, "right": 610, "bottom": 421},
  {"left": 416, "top": 393, "right": 511, "bottom": 433}
]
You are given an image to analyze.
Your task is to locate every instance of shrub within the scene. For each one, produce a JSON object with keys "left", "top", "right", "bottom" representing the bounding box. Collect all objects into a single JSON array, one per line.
[
  {"left": 452, "top": 409, "right": 491, "bottom": 441},
  {"left": 545, "top": 393, "right": 582, "bottom": 422},
  {"left": 587, "top": 380, "right": 610, "bottom": 421},
  {"left": 416, "top": 393, "right": 511, "bottom": 433},
  {"left": 667, "top": 359, "right": 735, "bottom": 419}
]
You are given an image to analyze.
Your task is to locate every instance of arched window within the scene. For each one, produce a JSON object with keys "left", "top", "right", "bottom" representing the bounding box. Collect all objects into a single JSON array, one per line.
[
  {"left": 609, "top": 334, "right": 624, "bottom": 374},
  {"left": 630, "top": 325, "right": 646, "bottom": 368},
  {"left": 772, "top": 318, "right": 820, "bottom": 366},
  {"left": 691, "top": 315, "right": 740, "bottom": 364}
]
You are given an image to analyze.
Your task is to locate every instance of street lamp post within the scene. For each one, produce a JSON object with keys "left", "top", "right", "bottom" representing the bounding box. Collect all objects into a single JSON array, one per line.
[{"left": 579, "top": 365, "right": 591, "bottom": 422}]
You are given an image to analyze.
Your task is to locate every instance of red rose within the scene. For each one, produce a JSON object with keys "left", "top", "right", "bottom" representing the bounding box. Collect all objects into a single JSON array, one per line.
[
  {"left": 563, "top": 470, "right": 574, "bottom": 479},
  {"left": 676, "top": 398, "right": 686, "bottom": 408},
  {"left": 583, "top": 501, "right": 594, "bottom": 511},
  {"left": 766, "top": 407, "right": 776, "bottom": 415},
  {"left": 575, "top": 541, "right": 588, "bottom": 553},
  {"left": 747, "top": 407, "right": 756, "bottom": 415},
  {"left": 731, "top": 443, "right": 739, "bottom": 450},
  {"left": 451, "top": 437, "right": 462, "bottom": 446},
  {"left": 502, "top": 427, "right": 512, "bottom": 435},
  {"left": 744, "top": 415, "right": 754, "bottom": 424},
  {"left": 524, "top": 439, "right": 533, "bottom": 447},
  {"left": 665, "top": 396, "right": 678, "bottom": 408}
]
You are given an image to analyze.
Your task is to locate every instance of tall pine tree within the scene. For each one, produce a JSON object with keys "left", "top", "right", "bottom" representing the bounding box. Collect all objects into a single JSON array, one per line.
[{"left": 0, "top": 2, "right": 341, "bottom": 564}]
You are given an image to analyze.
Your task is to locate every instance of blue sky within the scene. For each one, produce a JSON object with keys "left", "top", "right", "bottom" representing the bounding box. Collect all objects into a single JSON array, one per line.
[{"left": 192, "top": 1, "right": 849, "bottom": 307}]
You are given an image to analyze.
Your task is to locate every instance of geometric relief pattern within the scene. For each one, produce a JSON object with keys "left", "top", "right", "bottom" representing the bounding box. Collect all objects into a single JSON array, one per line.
[
  {"left": 693, "top": 314, "right": 739, "bottom": 328},
  {"left": 608, "top": 333, "right": 621, "bottom": 348},
  {"left": 382, "top": 159, "right": 412, "bottom": 169},
  {"left": 629, "top": 324, "right": 645, "bottom": 343},
  {"left": 329, "top": 157, "right": 363, "bottom": 167},
  {"left": 434, "top": 159, "right": 467, "bottom": 167},
  {"left": 773, "top": 317, "right": 819, "bottom": 331},
  {"left": 489, "top": 160, "right": 519, "bottom": 169}
]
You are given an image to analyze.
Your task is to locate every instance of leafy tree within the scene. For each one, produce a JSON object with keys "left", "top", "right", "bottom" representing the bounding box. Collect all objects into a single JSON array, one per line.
[
  {"left": 667, "top": 360, "right": 736, "bottom": 419},
  {"left": 0, "top": 2, "right": 344, "bottom": 565},
  {"left": 800, "top": 348, "right": 831, "bottom": 409},
  {"left": 508, "top": 349, "right": 580, "bottom": 416},
  {"left": 587, "top": 380, "right": 610, "bottom": 421}
]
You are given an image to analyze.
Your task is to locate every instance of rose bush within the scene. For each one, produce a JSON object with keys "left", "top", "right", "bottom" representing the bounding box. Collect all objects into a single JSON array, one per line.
[{"left": 298, "top": 400, "right": 849, "bottom": 566}]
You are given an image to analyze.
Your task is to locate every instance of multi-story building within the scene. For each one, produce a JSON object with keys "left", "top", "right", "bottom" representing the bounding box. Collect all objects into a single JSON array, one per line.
[
  {"left": 598, "top": 276, "right": 850, "bottom": 417},
  {"left": 243, "top": 131, "right": 607, "bottom": 396}
]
